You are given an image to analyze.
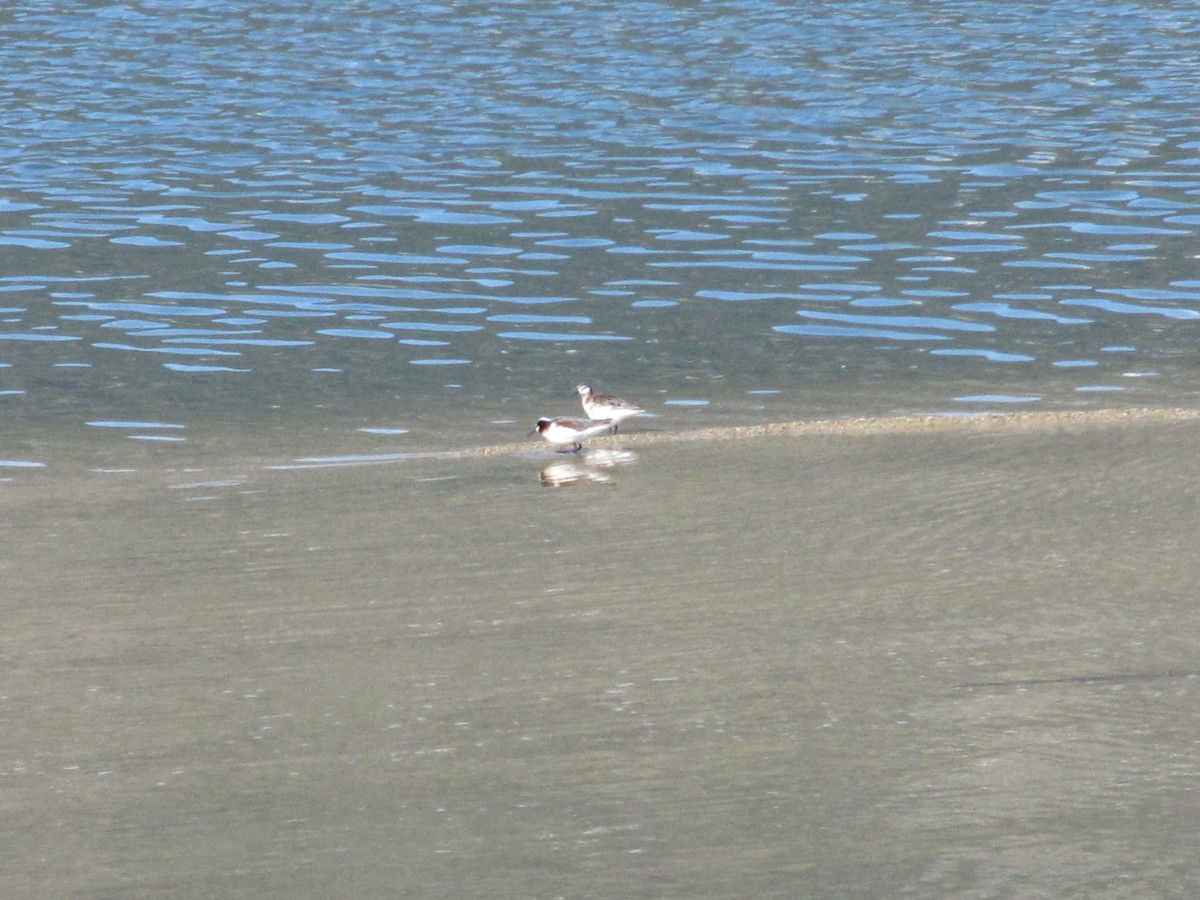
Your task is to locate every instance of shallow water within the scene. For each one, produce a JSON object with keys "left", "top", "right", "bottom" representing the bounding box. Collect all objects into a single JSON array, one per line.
[
  {"left": 4, "top": 418, "right": 1200, "bottom": 897},
  {"left": 3, "top": 0, "right": 1200, "bottom": 468}
]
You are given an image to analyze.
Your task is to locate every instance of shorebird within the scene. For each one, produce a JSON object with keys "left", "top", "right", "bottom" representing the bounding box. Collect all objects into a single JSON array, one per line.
[
  {"left": 576, "top": 383, "right": 644, "bottom": 432},
  {"left": 529, "top": 416, "right": 613, "bottom": 452}
]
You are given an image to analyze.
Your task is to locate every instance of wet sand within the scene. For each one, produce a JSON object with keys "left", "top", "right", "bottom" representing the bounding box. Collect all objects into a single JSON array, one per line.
[
  {"left": 269, "top": 405, "right": 1200, "bottom": 467},
  {"left": 3, "top": 409, "right": 1200, "bottom": 897}
]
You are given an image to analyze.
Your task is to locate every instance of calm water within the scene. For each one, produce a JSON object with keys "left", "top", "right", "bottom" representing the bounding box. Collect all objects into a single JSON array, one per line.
[
  {"left": 6, "top": 422, "right": 1200, "bottom": 897},
  {"left": 2, "top": 0, "right": 1200, "bottom": 465}
]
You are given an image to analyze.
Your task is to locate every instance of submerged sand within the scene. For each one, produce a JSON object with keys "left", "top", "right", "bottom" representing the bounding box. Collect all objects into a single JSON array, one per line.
[
  {"left": 4, "top": 406, "right": 1200, "bottom": 897},
  {"left": 510, "top": 404, "right": 1200, "bottom": 450},
  {"left": 266, "top": 405, "right": 1200, "bottom": 466}
]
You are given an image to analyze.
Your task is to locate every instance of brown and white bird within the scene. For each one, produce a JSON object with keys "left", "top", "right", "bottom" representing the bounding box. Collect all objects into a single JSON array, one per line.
[{"left": 576, "top": 383, "right": 644, "bottom": 432}]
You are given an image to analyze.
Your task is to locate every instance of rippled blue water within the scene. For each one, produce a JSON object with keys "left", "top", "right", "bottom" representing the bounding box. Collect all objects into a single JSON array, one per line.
[{"left": 2, "top": 0, "right": 1199, "bottom": 449}]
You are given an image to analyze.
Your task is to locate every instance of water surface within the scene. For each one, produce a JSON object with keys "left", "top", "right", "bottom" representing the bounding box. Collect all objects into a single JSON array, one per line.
[
  {"left": 2, "top": 0, "right": 1200, "bottom": 464},
  {"left": 4, "top": 418, "right": 1200, "bottom": 896},
  {"left": 4, "top": 3, "right": 1200, "bottom": 896}
]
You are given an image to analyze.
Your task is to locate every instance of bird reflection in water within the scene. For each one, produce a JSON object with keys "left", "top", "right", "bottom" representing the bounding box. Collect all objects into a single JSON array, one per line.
[{"left": 538, "top": 447, "right": 637, "bottom": 487}]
